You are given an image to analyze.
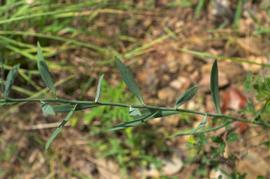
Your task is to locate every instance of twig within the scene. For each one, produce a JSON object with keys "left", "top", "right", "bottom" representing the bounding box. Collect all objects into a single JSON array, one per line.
[{"left": 2, "top": 97, "right": 270, "bottom": 128}]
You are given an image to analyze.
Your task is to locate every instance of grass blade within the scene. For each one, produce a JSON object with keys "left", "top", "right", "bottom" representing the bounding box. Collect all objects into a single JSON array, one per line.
[
  {"left": 95, "top": 74, "right": 104, "bottom": 102},
  {"left": 4, "top": 64, "right": 20, "bottom": 98},
  {"left": 175, "top": 85, "right": 198, "bottom": 108},
  {"left": 0, "top": 56, "right": 4, "bottom": 93},
  {"left": 233, "top": 0, "right": 244, "bottom": 28},
  {"left": 210, "top": 60, "right": 221, "bottom": 114},
  {"left": 195, "top": 0, "right": 205, "bottom": 18},
  {"left": 45, "top": 104, "right": 77, "bottom": 150},
  {"left": 37, "top": 42, "right": 56, "bottom": 95},
  {"left": 115, "top": 58, "right": 144, "bottom": 104}
]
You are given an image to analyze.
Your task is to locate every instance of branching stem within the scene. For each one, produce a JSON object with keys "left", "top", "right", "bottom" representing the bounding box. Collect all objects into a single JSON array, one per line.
[{"left": 2, "top": 97, "right": 270, "bottom": 128}]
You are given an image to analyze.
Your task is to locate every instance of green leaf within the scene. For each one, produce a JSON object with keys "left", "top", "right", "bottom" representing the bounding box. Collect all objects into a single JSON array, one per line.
[
  {"left": 115, "top": 58, "right": 144, "bottom": 104},
  {"left": 41, "top": 101, "right": 55, "bottom": 116},
  {"left": 45, "top": 104, "right": 77, "bottom": 150},
  {"left": 4, "top": 64, "right": 20, "bottom": 98},
  {"left": 175, "top": 85, "right": 198, "bottom": 108},
  {"left": 210, "top": 60, "right": 221, "bottom": 114},
  {"left": 110, "top": 110, "right": 158, "bottom": 131},
  {"left": 52, "top": 103, "right": 97, "bottom": 113},
  {"left": 95, "top": 74, "right": 104, "bottom": 102},
  {"left": 37, "top": 42, "right": 56, "bottom": 95},
  {"left": 110, "top": 109, "right": 179, "bottom": 131},
  {"left": 0, "top": 57, "right": 4, "bottom": 93}
]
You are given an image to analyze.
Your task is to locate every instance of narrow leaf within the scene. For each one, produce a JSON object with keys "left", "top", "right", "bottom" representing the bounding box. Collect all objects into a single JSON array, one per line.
[
  {"left": 110, "top": 110, "right": 158, "bottom": 131},
  {"left": 4, "top": 64, "right": 20, "bottom": 97},
  {"left": 175, "top": 85, "right": 198, "bottom": 108},
  {"left": 45, "top": 104, "right": 77, "bottom": 150},
  {"left": 110, "top": 108, "right": 179, "bottom": 131},
  {"left": 95, "top": 74, "right": 104, "bottom": 102},
  {"left": 0, "top": 57, "right": 4, "bottom": 93},
  {"left": 41, "top": 101, "right": 55, "bottom": 116},
  {"left": 210, "top": 60, "right": 221, "bottom": 114},
  {"left": 37, "top": 42, "right": 56, "bottom": 95},
  {"left": 115, "top": 58, "right": 144, "bottom": 104}
]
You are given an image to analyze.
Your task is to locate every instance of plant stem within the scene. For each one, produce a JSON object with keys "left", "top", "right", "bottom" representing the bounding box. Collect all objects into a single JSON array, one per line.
[
  {"left": 1, "top": 97, "right": 270, "bottom": 128},
  {"left": 172, "top": 121, "right": 233, "bottom": 137}
]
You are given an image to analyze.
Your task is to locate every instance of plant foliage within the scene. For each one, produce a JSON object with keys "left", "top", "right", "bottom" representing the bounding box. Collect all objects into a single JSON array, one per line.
[
  {"left": 0, "top": 45, "right": 270, "bottom": 150},
  {"left": 37, "top": 42, "right": 56, "bottom": 95},
  {"left": 210, "top": 60, "right": 221, "bottom": 114}
]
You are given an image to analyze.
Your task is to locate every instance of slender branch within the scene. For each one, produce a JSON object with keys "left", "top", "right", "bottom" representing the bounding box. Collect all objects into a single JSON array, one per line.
[
  {"left": 1, "top": 97, "right": 270, "bottom": 128},
  {"left": 172, "top": 121, "right": 233, "bottom": 137}
]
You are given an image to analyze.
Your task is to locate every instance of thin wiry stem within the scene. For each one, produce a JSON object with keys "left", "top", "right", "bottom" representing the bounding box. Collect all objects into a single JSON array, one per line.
[
  {"left": 1, "top": 97, "right": 270, "bottom": 128},
  {"left": 172, "top": 121, "right": 233, "bottom": 137}
]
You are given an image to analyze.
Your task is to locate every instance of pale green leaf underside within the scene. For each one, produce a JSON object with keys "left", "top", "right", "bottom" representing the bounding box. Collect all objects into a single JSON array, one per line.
[
  {"left": 95, "top": 74, "right": 104, "bottom": 102},
  {"left": 41, "top": 102, "right": 55, "bottom": 116},
  {"left": 129, "top": 107, "right": 142, "bottom": 117}
]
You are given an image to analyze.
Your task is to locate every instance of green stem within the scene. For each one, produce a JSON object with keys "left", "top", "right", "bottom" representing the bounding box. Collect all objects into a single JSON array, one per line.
[
  {"left": 1, "top": 97, "right": 269, "bottom": 128},
  {"left": 172, "top": 121, "right": 233, "bottom": 137}
]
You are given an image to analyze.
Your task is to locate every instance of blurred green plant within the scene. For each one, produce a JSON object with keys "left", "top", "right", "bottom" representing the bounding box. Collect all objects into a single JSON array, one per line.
[
  {"left": 181, "top": 71, "right": 270, "bottom": 178},
  {"left": 242, "top": 73, "right": 270, "bottom": 129}
]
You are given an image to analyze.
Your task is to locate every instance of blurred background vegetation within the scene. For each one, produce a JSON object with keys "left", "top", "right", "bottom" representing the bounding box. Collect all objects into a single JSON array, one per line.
[{"left": 0, "top": 0, "right": 270, "bottom": 178}]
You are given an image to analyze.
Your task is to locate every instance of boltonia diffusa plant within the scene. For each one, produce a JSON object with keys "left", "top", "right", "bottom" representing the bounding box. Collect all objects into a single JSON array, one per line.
[{"left": 0, "top": 43, "right": 270, "bottom": 150}]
